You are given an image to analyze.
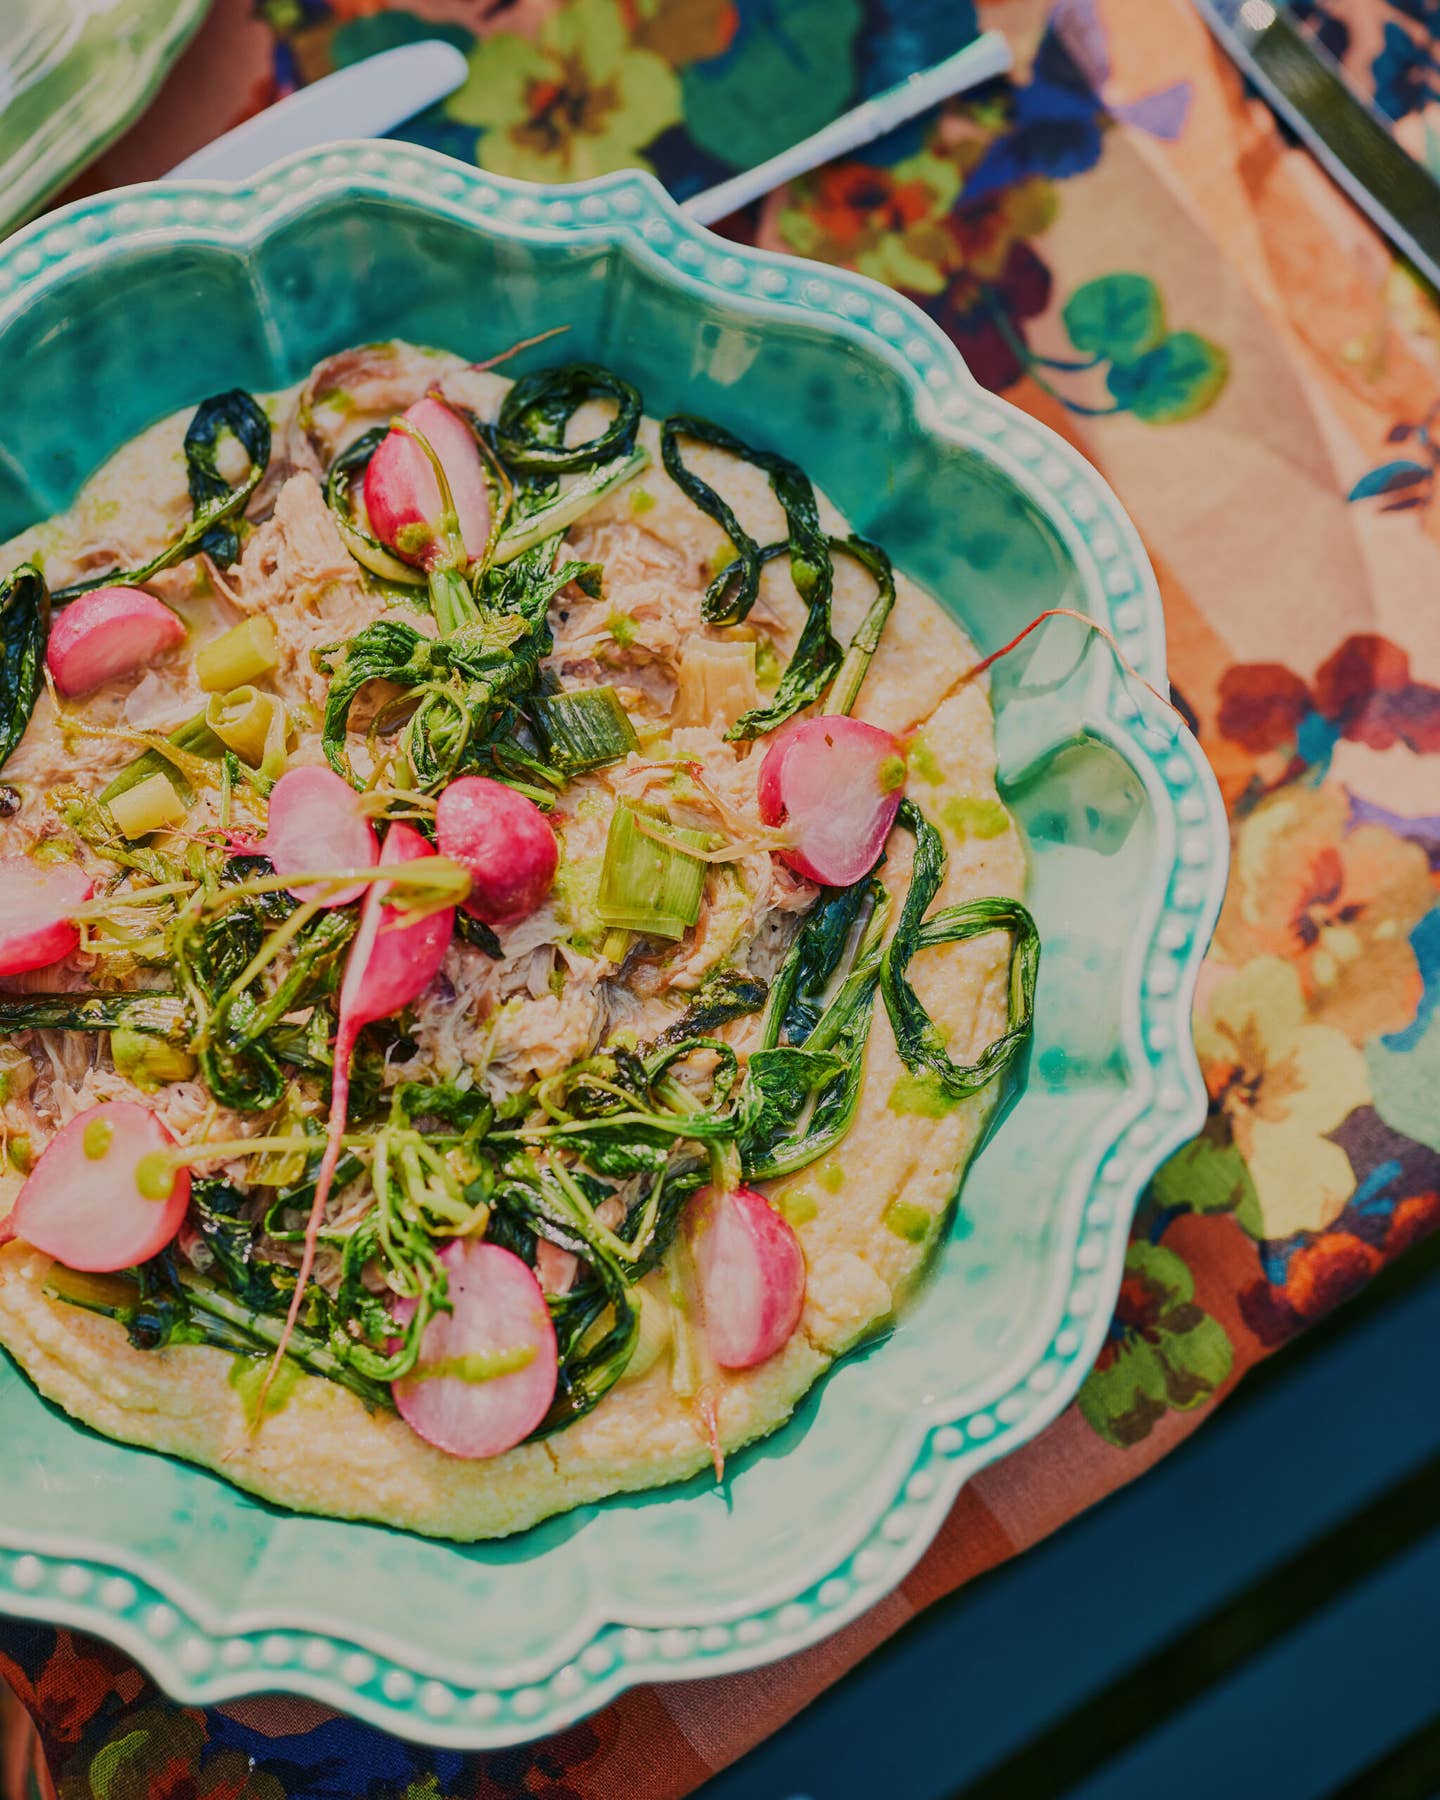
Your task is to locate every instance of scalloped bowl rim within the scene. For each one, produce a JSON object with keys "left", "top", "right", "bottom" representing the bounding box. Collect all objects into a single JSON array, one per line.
[{"left": 0, "top": 145, "right": 1230, "bottom": 1747}]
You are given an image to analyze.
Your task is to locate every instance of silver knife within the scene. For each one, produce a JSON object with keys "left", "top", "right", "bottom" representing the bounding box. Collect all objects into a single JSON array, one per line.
[
  {"left": 168, "top": 42, "right": 470, "bottom": 179},
  {"left": 1190, "top": 0, "right": 1440, "bottom": 289}
]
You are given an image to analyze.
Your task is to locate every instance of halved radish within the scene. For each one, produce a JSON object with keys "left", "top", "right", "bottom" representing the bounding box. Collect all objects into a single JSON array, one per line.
[
  {"left": 364, "top": 397, "right": 491, "bottom": 571},
  {"left": 0, "top": 859, "right": 93, "bottom": 977},
  {"left": 435, "top": 776, "right": 558, "bottom": 927},
  {"left": 260, "top": 820, "right": 455, "bottom": 1407},
  {"left": 339, "top": 819, "right": 454, "bottom": 1027},
  {"left": 253, "top": 767, "right": 379, "bottom": 906},
  {"left": 393, "top": 1240, "right": 558, "bottom": 1458},
  {"left": 10, "top": 1101, "right": 189, "bottom": 1273},
  {"left": 690, "top": 1184, "right": 806, "bottom": 1370},
  {"left": 46, "top": 586, "right": 186, "bottom": 698},
  {"left": 757, "top": 715, "right": 904, "bottom": 887}
]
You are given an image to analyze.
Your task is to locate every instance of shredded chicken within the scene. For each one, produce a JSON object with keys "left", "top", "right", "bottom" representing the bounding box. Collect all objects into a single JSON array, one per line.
[{"left": 237, "top": 473, "right": 429, "bottom": 715}]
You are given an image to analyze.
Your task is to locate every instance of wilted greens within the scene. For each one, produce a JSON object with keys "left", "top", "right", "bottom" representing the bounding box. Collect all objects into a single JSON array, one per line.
[
  {"left": 0, "top": 563, "right": 48, "bottom": 772},
  {"left": 53, "top": 390, "right": 271, "bottom": 602},
  {"left": 880, "top": 801, "right": 1040, "bottom": 1097},
  {"left": 661, "top": 415, "right": 842, "bottom": 737}
]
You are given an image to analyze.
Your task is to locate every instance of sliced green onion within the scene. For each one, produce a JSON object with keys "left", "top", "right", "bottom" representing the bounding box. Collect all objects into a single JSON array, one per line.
[
  {"left": 595, "top": 800, "right": 708, "bottom": 940},
  {"left": 532, "top": 685, "right": 638, "bottom": 774},
  {"left": 494, "top": 449, "right": 648, "bottom": 565},
  {"left": 99, "top": 712, "right": 225, "bottom": 805}
]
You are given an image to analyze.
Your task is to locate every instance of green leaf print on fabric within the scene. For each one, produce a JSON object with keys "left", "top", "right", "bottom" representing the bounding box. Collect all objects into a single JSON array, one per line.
[
  {"left": 1078, "top": 1242, "right": 1234, "bottom": 1448},
  {"left": 1011, "top": 272, "right": 1229, "bottom": 424},
  {"left": 1151, "top": 1121, "right": 1265, "bottom": 1237},
  {"left": 681, "top": 0, "right": 864, "bottom": 171},
  {"left": 90, "top": 1729, "right": 149, "bottom": 1800},
  {"left": 1105, "top": 330, "right": 1230, "bottom": 423},
  {"left": 1061, "top": 272, "right": 1165, "bottom": 363},
  {"left": 1348, "top": 459, "right": 1431, "bottom": 502}
]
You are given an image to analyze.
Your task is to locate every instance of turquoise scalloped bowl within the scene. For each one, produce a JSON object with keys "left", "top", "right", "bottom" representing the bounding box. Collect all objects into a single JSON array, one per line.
[{"left": 0, "top": 145, "right": 1228, "bottom": 1747}]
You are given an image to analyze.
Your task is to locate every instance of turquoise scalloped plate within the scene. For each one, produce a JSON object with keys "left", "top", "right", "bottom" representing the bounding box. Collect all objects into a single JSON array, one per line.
[
  {"left": 0, "top": 145, "right": 1228, "bottom": 1747},
  {"left": 0, "top": 0, "right": 212, "bottom": 241}
]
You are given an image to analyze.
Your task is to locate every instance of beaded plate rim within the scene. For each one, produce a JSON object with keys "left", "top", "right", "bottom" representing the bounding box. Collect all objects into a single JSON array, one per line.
[{"left": 0, "top": 146, "right": 1229, "bottom": 1748}]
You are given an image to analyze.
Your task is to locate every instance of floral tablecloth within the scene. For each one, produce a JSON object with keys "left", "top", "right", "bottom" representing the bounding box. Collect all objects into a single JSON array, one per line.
[{"left": 4, "top": 0, "right": 1439, "bottom": 1793}]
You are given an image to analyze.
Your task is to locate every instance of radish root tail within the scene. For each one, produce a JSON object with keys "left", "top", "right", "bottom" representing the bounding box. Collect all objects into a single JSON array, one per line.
[{"left": 956, "top": 607, "right": 1183, "bottom": 719}]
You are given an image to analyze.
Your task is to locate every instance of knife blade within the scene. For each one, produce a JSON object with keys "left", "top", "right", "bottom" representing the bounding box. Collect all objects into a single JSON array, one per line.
[
  {"left": 168, "top": 41, "right": 469, "bottom": 180},
  {"left": 1190, "top": 0, "right": 1440, "bottom": 289}
]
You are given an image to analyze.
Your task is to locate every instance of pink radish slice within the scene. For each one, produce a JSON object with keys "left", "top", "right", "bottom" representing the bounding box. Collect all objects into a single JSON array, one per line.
[
  {"left": 11, "top": 1102, "right": 189, "bottom": 1274},
  {"left": 434, "top": 777, "right": 558, "bottom": 927},
  {"left": 393, "top": 1240, "right": 558, "bottom": 1458},
  {"left": 257, "top": 767, "right": 380, "bottom": 906},
  {"left": 691, "top": 1185, "right": 806, "bottom": 1370},
  {"left": 259, "top": 820, "right": 455, "bottom": 1409},
  {"left": 46, "top": 586, "right": 186, "bottom": 698},
  {"left": 757, "top": 715, "right": 904, "bottom": 887},
  {"left": 363, "top": 396, "right": 492, "bottom": 570},
  {"left": 0, "top": 859, "right": 93, "bottom": 977}
]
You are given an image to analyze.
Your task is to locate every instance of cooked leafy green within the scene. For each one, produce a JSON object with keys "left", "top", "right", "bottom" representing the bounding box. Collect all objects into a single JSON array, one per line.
[
  {"left": 741, "top": 879, "right": 889, "bottom": 1180},
  {"left": 659, "top": 415, "right": 841, "bottom": 737},
  {"left": 494, "top": 450, "right": 647, "bottom": 561},
  {"left": 184, "top": 391, "right": 275, "bottom": 568},
  {"left": 99, "top": 712, "right": 225, "bottom": 805},
  {"left": 827, "top": 535, "right": 897, "bottom": 720},
  {"left": 659, "top": 415, "right": 830, "bottom": 625},
  {"left": 318, "top": 534, "right": 600, "bottom": 791},
  {"left": 880, "top": 801, "right": 1040, "bottom": 1097},
  {"left": 650, "top": 970, "right": 769, "bottom": 1049},
  {"left": 761, "top": 877, "right": 874, "bottom": 1049},
  {"left": 53, "top": 390, "right": 271, "bottom": 601},
  {"left": 172, "top": 866, "right": 357, "bottom": 1113},
  {"left": 0, "top": 992, "right": 187, "bottom": 1040},
  {"left": 0, "top": 564, "right": 48, "bottom": 773},
  {"left": 495, "top": 363, "right": 641, "bottom": 474},
  {"left": 44, "top": 1253, "right": 390, "bottom": 1410}
]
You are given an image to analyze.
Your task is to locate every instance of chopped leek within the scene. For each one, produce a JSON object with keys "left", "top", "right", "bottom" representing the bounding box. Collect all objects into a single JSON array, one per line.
[
  {"left": 595, "top": 800, "right": 708, "bottom": 940},
  {"left": 204, "top": 686, "right": 289, "bottom": 777},
  {"left": 494, "top": 449, "right": 648, "bottom": 565},
  {"left": 532, "top": 685, "right": 638, "bottom": 774},
  {"left": 673, "top": 639, "right": 759, "bottom": 730},
  {"left": 195, "top": 615, "right": 279, "bottom": 692},
  {"left": 109, "top": 771, "right": 186, "bottom": 839}
]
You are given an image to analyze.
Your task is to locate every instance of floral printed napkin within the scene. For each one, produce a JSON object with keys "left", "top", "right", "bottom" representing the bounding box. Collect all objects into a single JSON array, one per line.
[{"left": 4, "top": 0, "right": 1440, "bottom": 1794}]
